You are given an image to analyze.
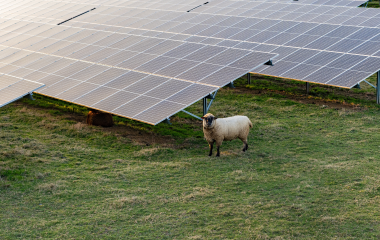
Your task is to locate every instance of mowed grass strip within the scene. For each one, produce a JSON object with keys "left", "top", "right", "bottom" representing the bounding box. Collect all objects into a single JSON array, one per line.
[{"left": 1, "top": 78, "right": 380, "bottom": 239}]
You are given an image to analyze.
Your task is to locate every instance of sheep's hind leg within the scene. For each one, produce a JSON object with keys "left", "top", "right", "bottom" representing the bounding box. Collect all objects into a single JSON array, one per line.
[
  {"left": 242, "top": 140, "right": 248, "bottom": 152},
  {"left": 208, "top": 142, "right": 214, "bottom": 157}
]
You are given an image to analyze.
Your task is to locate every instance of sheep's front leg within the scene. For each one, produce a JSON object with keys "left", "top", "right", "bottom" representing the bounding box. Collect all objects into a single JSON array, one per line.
[
  {"left": 215, "top": 141, "right": 222, "bottom": 157},
  {"left": 208, "top": 141, "right": 214, "bottom": 157},
  {"left": 216, "top": 146, "right": 220, "bottom": 157}
]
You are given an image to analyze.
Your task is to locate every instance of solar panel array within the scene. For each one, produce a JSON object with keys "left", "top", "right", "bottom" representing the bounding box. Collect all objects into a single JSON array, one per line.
[
  {"left": 0, "top": 0, "right": 277, "bottom": 125},
  {"left": 1, "top": 0, "right": 380, "bottom": 124},
  {"left": 50, "top": 0, "right": 380, "bottom": 88}
]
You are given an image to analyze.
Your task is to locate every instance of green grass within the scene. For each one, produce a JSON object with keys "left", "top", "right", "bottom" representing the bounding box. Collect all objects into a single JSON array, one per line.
[{"left": 2, "top": 77, "right": 380, "bottom": 239}]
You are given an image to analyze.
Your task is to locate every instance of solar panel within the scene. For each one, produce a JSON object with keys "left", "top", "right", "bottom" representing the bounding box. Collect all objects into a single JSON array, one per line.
[
  {"left": 0, "top": 0, "right": 379, "bottom": 123},
  {"left": 0, "top": 75, "right": 44, "bottom": 108},
  {"left": 0, "top": 2, "right": 278, "bottom": 124}
]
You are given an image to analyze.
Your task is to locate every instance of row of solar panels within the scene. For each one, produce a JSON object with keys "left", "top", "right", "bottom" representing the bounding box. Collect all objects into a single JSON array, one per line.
[
  {"left": 0, "top": 0, "right": 379, "bottom": 125},
  {"left": 41, "top": 0, "right": 380, "bottom": 88}
]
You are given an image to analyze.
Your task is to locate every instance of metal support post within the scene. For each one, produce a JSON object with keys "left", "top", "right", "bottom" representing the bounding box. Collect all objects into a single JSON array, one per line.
[
  {"left": 377, "top": 71, "right": 380, "bottom": 104},
  {"left": 164, "top": 118, "right": 172, "bottom": 125},
  {"left": 306, "top": 82, "right": 310, "bottom": 95},
  {"left": 27, "top": 92, "right": 35, "bottom": 100},
  {"left": 247, "top": 73, "right": 251, "bottom": 85},
  {"left": 353, "top": 83, "right": 361, "bottom": 89},
  {"left": 203, "top": 97, "right": 207, "bottom": 116},
  {"left": 181, "top": 90, "right": 218, "bottom": 121},
  {"left": 227, "top": 82, "right": 235, "bottom": 88}
]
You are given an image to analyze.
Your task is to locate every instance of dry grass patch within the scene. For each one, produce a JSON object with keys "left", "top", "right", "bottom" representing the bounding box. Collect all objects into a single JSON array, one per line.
[
  {"left": 183, "top": 187, "right": 216, "bottom": 201},
  {"left": 150, "top": 161, "right": 191, "bottom": 169},
  {"left": 187, "top": 235, "right": 204, "bottom": 239},
  {"left": 111, "top": 196, "right": 149, "bottom": 208},
  {"left": 37, "top": 180, "right": 66, "bottom": 192},
  {"left": 229, "top": 169, "right": 259, "bottom": 182},
  {"left": 35, "top": 172, "right": 50, "bottom": 179},
  {"left": 1, "top": 147, "right": 33, "bottom": 158},
  {"left": 322, "top": 161, "right": 359, "bottom": 170},
  {"left": 133, "top": 147, "right": 170, "bottom": 157}
]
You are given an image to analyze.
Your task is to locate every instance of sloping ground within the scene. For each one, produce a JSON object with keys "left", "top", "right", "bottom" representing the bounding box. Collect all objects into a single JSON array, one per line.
[{"left": 1, "top": 80, "right": 380, "bottom": 239}]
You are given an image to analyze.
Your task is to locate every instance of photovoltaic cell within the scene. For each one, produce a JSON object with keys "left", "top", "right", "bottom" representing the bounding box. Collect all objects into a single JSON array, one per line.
[
  {"left": 328, "top": 54, "right": 367, "bottom": 69},
  {"left": 144, "top": 79, "right": 192, "bottom": 99},
  {"left": 112, "top": 95, "right": 162, "bottom": 118},
  {"left": 326, "top": 70, "right": 372, "bottom": 88},
  {"left": 280, "top": 64, "right": 321, "bottom": 80},
  {"left": 351, "top": 57, "right": 380, "bottom": 73},
  {"left": 259, "top": 61, "right": 297, "bottom": 76},
  {"left": 76, "top": 86, "right": 119, "bottom": 106},
  {"left": 200, "top": 67, "right": 249, "bottom": 86},
  {"left": 91, "top": 90, "right": 139, "bottom": 112},
  {"left": 304, "top": 67, "right": 346, "bottom": 84},
  {"left": 86, "top": 68, "right": 128, "bottom": 85},
  {"left": 124, "top": 75, "right": 170, "bottom": 94},
  {"left": 56, "top": 82, "right": 99, "bottom": 101},
  {"left": 167, "top": 83, "right": 218, "bottom": 105},
  {"left": 304, "top": 51, "right": 343, "bottom": 66},
  {"left": 134, "top": 100, "right": 185, "bottom": 124}
]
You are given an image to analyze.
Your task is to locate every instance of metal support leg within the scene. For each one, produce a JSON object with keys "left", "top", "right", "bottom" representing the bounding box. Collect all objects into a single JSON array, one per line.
[
  {"left": 164, "top": 118, "right": 172, "bottom": 125},
  {"left": 247, "top": 73, "right": 251, "bottom": 85},
  {"left": 27, "top": 93, "right": 35, "bottom": 100},
  {"left": 306, "top": 82, "right": 310, "bottom": 95},
  {"left": 203, "top": 97, "right": 207, "bottom": 116},
  {"left": 377, "top": 71, "right": 380, "bottom": 104},
  {"left": 182, "top": 90, "right": 218, "bottom": 120}
]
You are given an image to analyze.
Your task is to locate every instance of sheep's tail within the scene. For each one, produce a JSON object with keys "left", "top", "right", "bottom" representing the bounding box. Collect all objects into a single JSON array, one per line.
[{"left": 248, "top": 119, "right": 253, "bottom": 128}]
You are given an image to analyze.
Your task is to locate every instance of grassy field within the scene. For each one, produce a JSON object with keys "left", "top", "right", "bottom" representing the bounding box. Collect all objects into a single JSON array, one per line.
[{"left": 2, "top": 75, "right": 380, "bottom": 239}]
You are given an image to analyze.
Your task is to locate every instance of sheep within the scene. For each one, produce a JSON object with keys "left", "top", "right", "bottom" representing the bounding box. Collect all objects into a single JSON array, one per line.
[{"left": 202, "top": 113, "right": 253, "bottom": 157}]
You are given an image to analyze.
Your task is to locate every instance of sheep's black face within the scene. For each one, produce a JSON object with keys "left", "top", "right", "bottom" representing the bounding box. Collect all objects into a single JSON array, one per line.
[{"left": 205, "top": 116, "right": 215, "bottom": 127}]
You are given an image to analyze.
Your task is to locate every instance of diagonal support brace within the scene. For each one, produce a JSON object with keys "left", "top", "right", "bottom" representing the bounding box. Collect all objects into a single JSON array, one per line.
[
  {"left": 363, "top": 80, "right": 376, "bottom": 89},
  {"left": 204, "top": 90, "right": 218, "bottom": 115},
  {"left": 182, "top": 110, "right": 202, "bottom": 121}
]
